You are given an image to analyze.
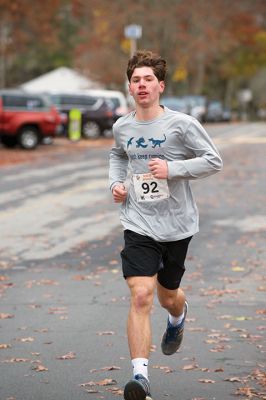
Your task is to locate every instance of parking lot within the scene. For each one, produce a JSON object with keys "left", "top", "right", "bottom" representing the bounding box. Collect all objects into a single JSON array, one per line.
[
  {"left": 0, "top": 137, "right": 113, "bottom": 167},
  {"left": 0, "top": 122, "right": 265, "bottom": 400}
]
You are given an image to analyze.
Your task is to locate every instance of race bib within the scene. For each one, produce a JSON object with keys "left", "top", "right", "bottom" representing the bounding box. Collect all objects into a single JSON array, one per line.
[{"left": 133, "top": 173, "right": 169, "bottom": 202}]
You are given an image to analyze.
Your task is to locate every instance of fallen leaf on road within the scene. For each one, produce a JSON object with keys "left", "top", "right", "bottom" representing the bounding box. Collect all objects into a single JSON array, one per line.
[
  {"left": 209, "top": 344, "right": 231, "bottom": 352},
  {"left": 234, "top": 386, "right": 259, "bottom": 397},
  {"left": 217, "top": 315, "right": 252, "bottom": 321},
  {"left": 257, "top": 326, "right": 266, "bottom": 331},
  {"left": 90, "top": 366, "right": 121, "bottom": 373},
  {"left": 257, "top": 286, "right": 266, "bottom": 292},
  {"left": 182, "top": 364, "right": 199, "bottom": 370},
  {"left": 152, "top": 365, "right": 174, "bottom": 373},
  {"left": 0, "top": 343, "right": 11, "bottom": 349},
  {"left": 72, "top": 274, "right": 94, "bottom": 281},
  {"left": 32, "top": 364, "right": 48, "bottom": 372},
  {"left": 48, "top": 307, "right": 67, "bottom": 315},
  {"left": 256, "top": 309, "right": 266, "bottom": 315},
  {"left": 97, "top": 331, "right": 115, "bottom": 335},
  {"left": 29, "top": 304, "right": 42, "bottom": 309},
  {"left": 231, "top": 266, "right": 245, "bottom": 272},
  {"left": 56, "top": 351, "right": 76, "bottom": 360},
  {"left": 106, "top": 387, "right": 123, "bottom": 395},
  {"left": 0, "top": 313, "right": 14, "bottom": 319},
  {"left": 109, "top": 260, "right": 118, "bottom": 265},
  {"left": 80, "top": 381, "right": 96, "bottom": 387},
  {"left": 187, "top": 327, "right": 206, "bottom": 332},
  {"left": 224, "top": 376, "right": 243, "bottom": 382},
  {"left": 39, "top": 279, "right": 59, "bottom": 285},
  {"left": 96, "top": 378, "right": 117, "bottom": 386},
  {"left": 191, "top": 398, "right": 207, "bottom": 400},
  {"left": 201, "top": 288, "right": 243, "bottom": 297},
  {"left": 4, "top": 358, "right": 30, "bottom": 363},
  {"left": 205, "top": 339, "right": 219, "bottom": 344},
  {"left": 17, "top": 337, "right": 34, "bottom": 342}
]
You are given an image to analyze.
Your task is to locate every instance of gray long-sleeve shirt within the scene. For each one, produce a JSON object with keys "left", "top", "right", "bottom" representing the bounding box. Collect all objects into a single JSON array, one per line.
[{"left": 109, "top": 107, "right": 223, "bottom": 242}]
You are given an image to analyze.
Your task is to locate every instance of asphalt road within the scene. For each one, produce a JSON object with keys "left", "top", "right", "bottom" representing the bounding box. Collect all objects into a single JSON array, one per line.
[{"left": 0, "top": 122, "right": 265, "bottom": 400}]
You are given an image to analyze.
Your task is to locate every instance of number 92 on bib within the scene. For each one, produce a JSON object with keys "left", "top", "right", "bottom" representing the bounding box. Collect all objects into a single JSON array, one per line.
[{"left": 133, "top": 173, "right": 170, "bottom": 202}]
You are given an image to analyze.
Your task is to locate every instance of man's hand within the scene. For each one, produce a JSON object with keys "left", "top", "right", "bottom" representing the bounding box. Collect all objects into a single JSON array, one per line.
[
  {"left": 148, "top": 158, "right": 168, "bottom": 179},
  {"left": 112, "top": 183, "right": 128, "bottom": 203}
]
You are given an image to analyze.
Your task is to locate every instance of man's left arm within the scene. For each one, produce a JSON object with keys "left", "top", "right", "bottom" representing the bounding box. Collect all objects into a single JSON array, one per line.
[{"left": 166, "top": 119, "right": 223, "bottom": 180}]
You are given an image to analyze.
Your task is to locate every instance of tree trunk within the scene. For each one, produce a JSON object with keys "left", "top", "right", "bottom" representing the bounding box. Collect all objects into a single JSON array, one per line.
[{"left": 191, "top": 52, "right": 205, "bottom": 94}]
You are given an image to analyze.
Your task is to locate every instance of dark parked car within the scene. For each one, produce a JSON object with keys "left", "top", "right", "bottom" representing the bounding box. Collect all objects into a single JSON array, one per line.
[
  {"left": 205, "top": 100, "right": 231, "bottom": 122},
  {"left": 160, "top": 96, "right": 190, "bottom": 114},
  {"left": 83, "top": 89, "right": 129, "bottom": 121},
  {"left": 183, "top": 95, "right": 208, "bottom": 122},
  {"left": 0, "top": 90, "right": 62, "bottom": 149},
  {"left": 50, "top": 92, "right": 116, "bottom": 138}
]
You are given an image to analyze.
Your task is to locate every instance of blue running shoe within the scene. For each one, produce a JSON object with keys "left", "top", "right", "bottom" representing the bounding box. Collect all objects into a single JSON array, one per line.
[
  {"left": 124, "top": 374, "right": 152, "bottom": 400},
  {"left": 161, "top": 301, "right": 188, "bottom": 355}
]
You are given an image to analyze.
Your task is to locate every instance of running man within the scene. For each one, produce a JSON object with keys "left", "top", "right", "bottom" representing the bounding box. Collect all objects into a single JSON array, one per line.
[{"left": 109, "top": 50, "right": 223, "bottom": 400}]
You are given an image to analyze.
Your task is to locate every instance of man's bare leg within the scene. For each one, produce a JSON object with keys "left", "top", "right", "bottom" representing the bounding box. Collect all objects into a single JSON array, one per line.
[
  {"left": 126, "top": 276, "right": 157, "bottom": 359},
  {"left": 123, "top": 276, "right": 156, "bottom": 399},
  {"left": 157, "top": 282, "right": 185, "bottom": 316}
]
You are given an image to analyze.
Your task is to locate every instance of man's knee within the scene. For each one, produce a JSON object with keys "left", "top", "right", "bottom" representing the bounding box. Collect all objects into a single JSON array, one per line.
[
  {"left": 127, "top": 277, "right": 155, "bottom": 311},
  {"left": 133, "top": 286, "right": 153, "bottom": 309}
]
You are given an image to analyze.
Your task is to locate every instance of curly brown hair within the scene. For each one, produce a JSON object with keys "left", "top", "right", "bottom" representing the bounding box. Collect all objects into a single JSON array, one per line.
[{"left": 126, "top": 50, "right": 167, "bottom": 82}]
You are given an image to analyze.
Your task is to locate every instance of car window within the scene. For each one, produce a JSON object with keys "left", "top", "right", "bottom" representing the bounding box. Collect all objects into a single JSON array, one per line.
[
  {"left": 208, "top": 101, "right": 222, "bottom": 110},
  {"left": 109, "top": 97, "right": 120, "bottom": 108},
  {"left": 51, "top": 95, "right": 98, "bottom": 107},
  {"left": 3, "top": 95, "right": 46, "bottom": 109},
  {"left": 161, "top": 97, "right": 188, "bottom": 112},
  {"left": 162, "top": 98, "right": 184, "bottom": 107},
  {"left": 184, "top": 95, "right": 206, "bottom": 107}
]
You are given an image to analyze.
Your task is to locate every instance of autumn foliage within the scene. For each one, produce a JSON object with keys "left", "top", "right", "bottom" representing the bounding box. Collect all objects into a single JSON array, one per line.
[{"left": 0, "top": 0, "right": 265, "bottom": 102}]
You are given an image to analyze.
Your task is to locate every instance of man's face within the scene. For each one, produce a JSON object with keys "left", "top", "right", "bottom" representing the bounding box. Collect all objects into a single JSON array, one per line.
[{"left": 128, "top": 66, "right": 165, "bottom": 108}]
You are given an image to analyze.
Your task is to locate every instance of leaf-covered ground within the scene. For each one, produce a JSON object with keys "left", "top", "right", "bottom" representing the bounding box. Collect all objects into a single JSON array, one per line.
[{"left": 0, "top": 131, "right": 265, "bottom": 399}]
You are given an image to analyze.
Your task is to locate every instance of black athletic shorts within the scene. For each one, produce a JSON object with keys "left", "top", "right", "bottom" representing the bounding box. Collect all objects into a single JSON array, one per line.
[{"left": 121, "top": 229, "right": 192, "bottom": 290}]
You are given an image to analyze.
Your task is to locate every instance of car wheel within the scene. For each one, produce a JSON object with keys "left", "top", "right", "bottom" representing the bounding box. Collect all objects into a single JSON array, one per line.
[
  {"left": 82, "top": 121, "right": 101, "bottom": 139},
  {"left": 19, "top": 127, "right": 39, "bottom": 149},
  {"left": 1, "top": 135, "right": 17, "bottom": 148},
  {"left": 103, "top": 129, "right": 113, "bottom": 138},
  {"left": 42, "top": 136, "right": 54, "bottom": 145}
]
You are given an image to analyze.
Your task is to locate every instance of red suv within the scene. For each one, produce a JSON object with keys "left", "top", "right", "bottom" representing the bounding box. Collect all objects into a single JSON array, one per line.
[{"left": 0, "top": 90, "right": 62, "bottom": 149}]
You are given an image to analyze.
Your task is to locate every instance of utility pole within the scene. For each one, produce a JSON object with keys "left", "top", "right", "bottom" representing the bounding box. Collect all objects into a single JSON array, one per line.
[{"left": 0, "top": 24, "right": 10, "bottom": 88}]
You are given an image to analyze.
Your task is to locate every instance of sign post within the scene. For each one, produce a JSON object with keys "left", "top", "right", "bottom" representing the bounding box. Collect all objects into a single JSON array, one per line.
[{"left": 124, "top": 25, "right": 142, "bottom": 56}]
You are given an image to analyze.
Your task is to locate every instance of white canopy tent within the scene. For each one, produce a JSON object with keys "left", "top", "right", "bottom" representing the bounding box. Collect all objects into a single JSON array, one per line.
[{"left": 19, "top": 67, "right": 103, "bottom": 94}]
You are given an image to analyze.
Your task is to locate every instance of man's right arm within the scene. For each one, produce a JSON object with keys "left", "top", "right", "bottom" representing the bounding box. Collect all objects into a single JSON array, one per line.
[{"left": 109, "top": 131, "right": 129, "bottom": 201}]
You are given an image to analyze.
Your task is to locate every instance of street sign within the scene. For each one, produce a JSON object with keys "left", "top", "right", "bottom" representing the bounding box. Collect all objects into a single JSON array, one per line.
[{"left": 124, "top": 25, "right": 142, "bottom": 40}]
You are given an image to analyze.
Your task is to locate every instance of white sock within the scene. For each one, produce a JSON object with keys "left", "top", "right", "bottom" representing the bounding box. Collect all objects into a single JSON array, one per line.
[
  {"left": 131, "top": 358, "right": 149, "bottom": 380},
  {"left": 169, "top": 310, "right": 185, "bottom": 327}
]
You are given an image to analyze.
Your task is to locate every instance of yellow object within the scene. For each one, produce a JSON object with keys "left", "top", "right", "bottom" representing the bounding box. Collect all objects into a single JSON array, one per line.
[
  {"left": 172, "top": 67, "right": 188, "bottom": 82},
  {"left": 68, "top": 108, "right": 81, "bottom": 141}
]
